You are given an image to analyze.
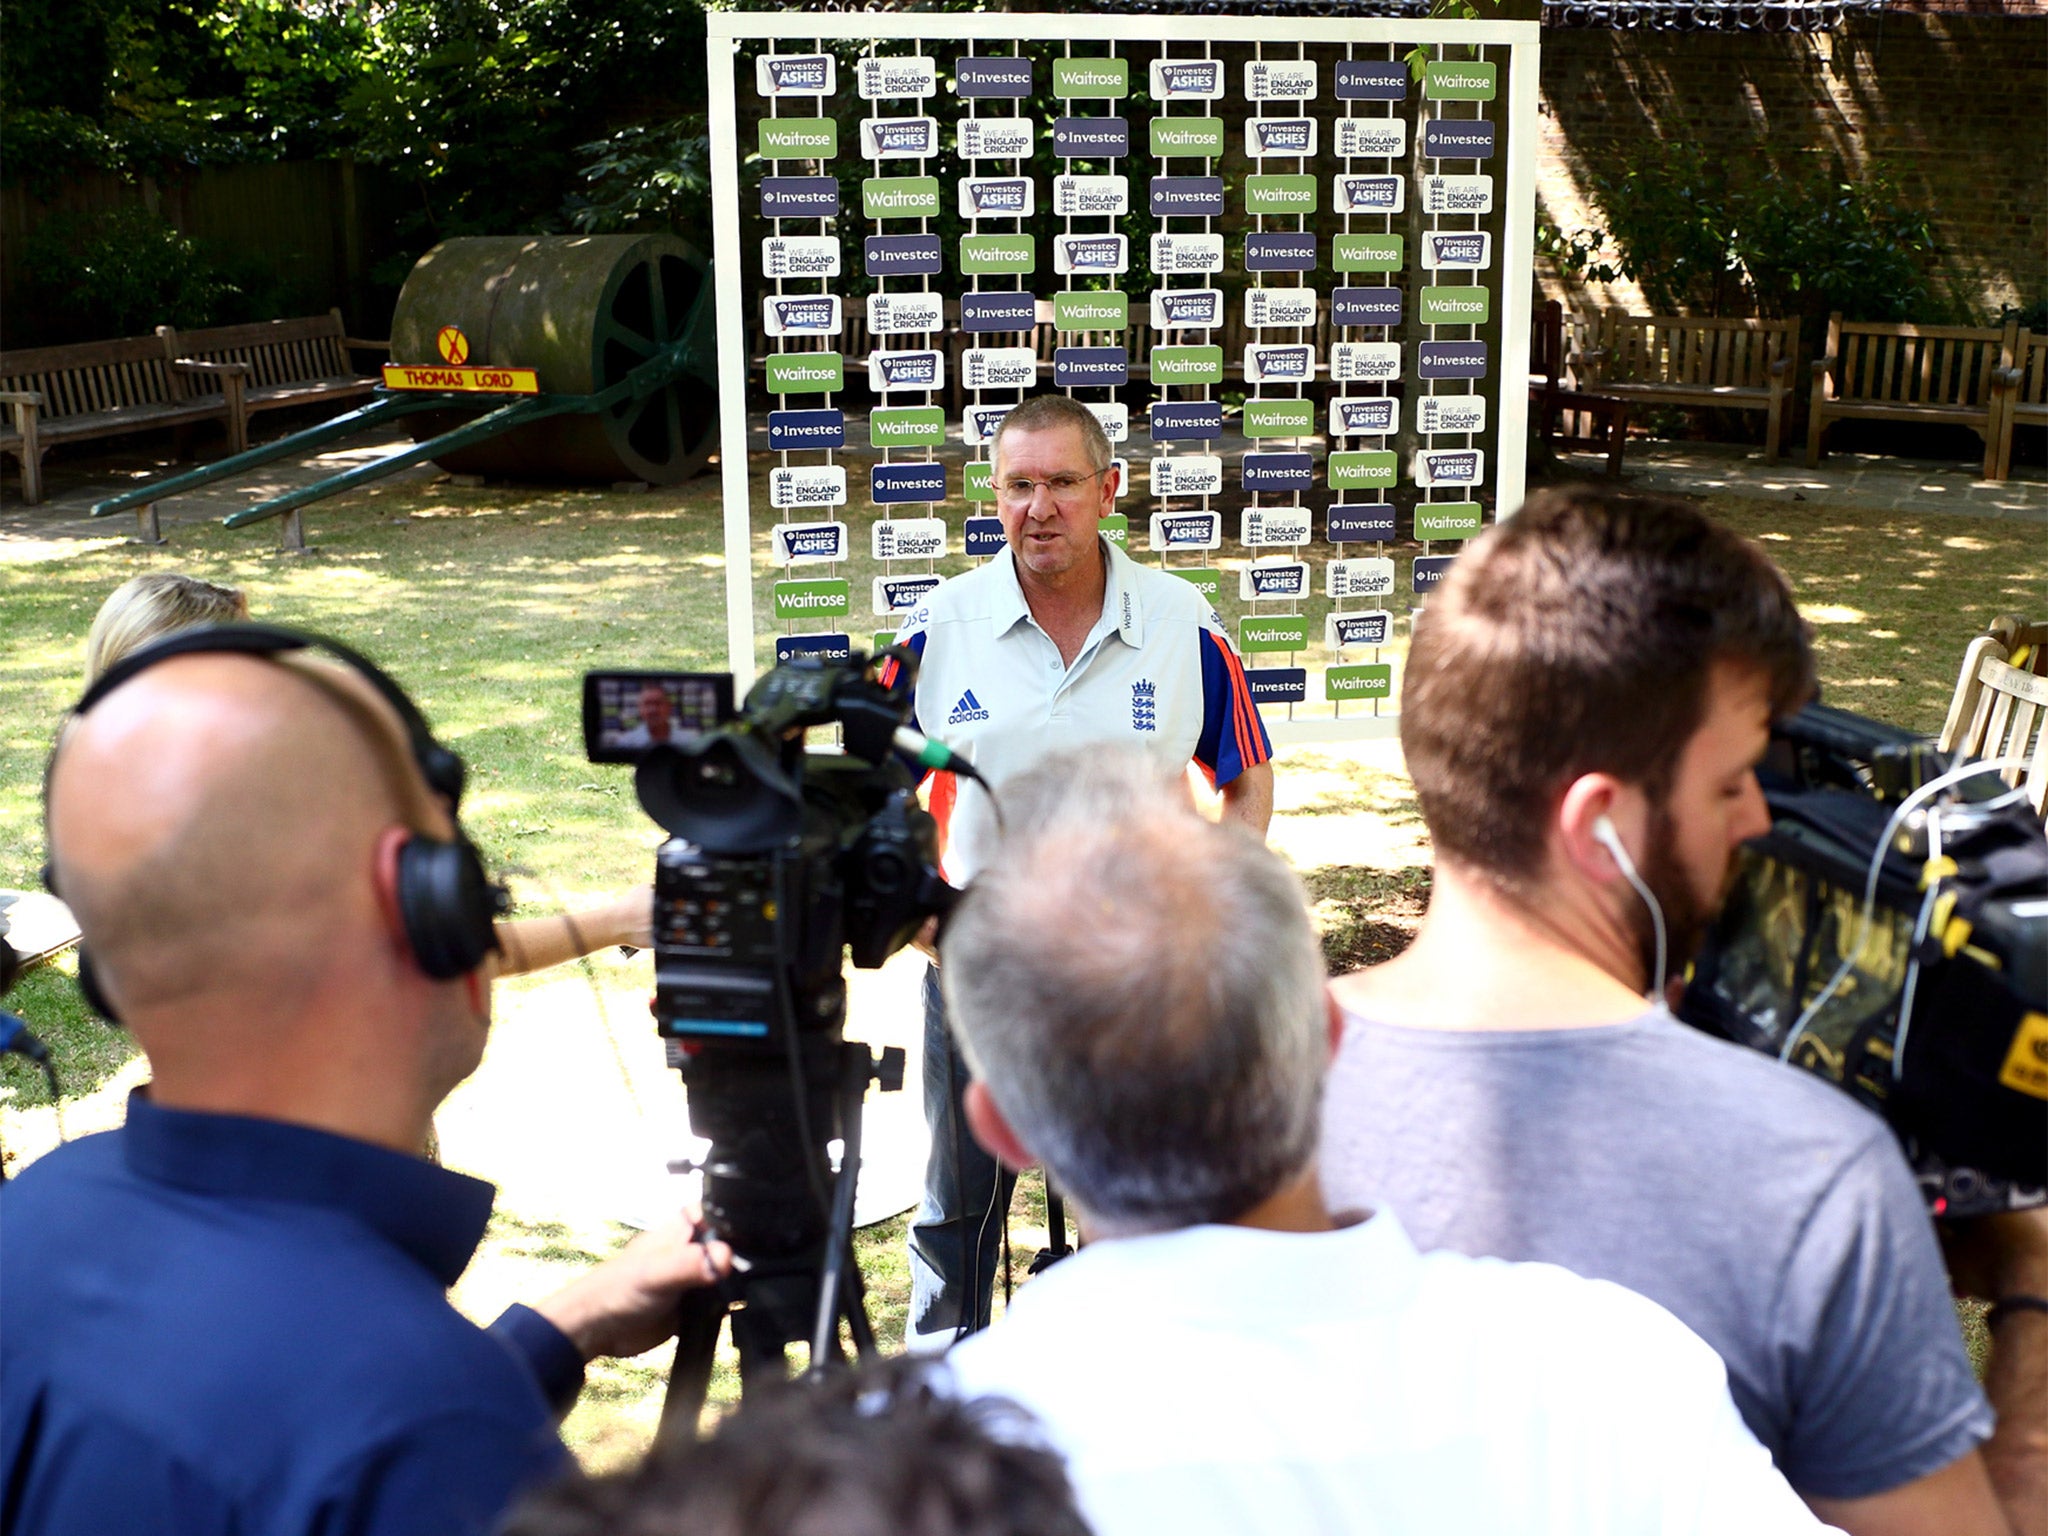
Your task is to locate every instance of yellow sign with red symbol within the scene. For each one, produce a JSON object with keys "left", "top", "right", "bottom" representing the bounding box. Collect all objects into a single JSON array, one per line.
[
  {"left": 380, "top": 323, "right": 538, "bottom": 392},
  {"left": 382, "top": 363, "right": 539, "bottom": 394},
  {"left": 1999, "top": 1011, "right": 2048, "bottom": 1102}
]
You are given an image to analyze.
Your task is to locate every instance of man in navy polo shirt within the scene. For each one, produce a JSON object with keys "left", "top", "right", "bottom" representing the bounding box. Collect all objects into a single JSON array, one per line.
[
  {"left": 2, "top": 645, "right": 730, "bottom": 1536},
  {"left": 882, "top": 392, "right": 1274, "bottom": 1349}
]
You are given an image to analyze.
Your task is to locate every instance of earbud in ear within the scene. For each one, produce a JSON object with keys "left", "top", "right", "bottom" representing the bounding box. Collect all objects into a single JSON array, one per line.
[{"left": 1592, "top": 814, "right": 1638, "bottom": 879}]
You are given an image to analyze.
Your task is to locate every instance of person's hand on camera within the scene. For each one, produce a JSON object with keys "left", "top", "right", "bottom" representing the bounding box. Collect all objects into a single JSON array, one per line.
[
  {"left": 1941, "top": 1206, "right": 2048, "bottom": 1303},
  {"left": 603, "top": 882, "right": 656, "bottom": 951},
  {"left": 912, "top": 914, "right": 941, "bottom": 965},
  {"left": 530, "top": 1211, "right": 732, "bottom": 1361}
]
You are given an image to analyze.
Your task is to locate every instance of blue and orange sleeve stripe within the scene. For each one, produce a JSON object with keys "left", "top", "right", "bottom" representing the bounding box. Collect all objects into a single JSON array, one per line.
[{"left": 1195, "top": 628, "right": 1273, "bottom": 786}]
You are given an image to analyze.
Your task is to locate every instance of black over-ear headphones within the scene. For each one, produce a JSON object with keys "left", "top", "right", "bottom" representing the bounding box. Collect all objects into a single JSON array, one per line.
[{"left": 45, "top": 624, "right": 508, "bottom": 1021}]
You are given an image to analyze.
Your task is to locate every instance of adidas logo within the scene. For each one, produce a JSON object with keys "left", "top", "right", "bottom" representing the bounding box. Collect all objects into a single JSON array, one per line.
[{"left": 947, "top": 689, "right": 991, "bottom": 725}]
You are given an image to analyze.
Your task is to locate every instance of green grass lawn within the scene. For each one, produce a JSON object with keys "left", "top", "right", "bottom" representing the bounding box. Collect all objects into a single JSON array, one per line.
[{"left": 1, "top": 469, "right": 2037, "bottom": 1460}]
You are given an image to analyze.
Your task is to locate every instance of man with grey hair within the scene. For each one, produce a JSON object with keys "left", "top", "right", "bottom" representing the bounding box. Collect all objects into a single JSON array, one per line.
[
  {"left": 940, "top": 748, "right": 1834, "bottom": 1536},
  {"left": 885, "top": 391, "right": 1274, "bottom": 1347}
]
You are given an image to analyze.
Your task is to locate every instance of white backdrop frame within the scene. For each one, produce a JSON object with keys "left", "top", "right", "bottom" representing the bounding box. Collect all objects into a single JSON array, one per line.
[{"left": 707, "top": 11, "right": 1540, "bottom": 741}]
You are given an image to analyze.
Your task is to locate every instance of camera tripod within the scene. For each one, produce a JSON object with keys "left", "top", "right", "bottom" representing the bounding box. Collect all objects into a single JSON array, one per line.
[{"left": 658, "top": 1038, "right": 904, "bottom": 1436}]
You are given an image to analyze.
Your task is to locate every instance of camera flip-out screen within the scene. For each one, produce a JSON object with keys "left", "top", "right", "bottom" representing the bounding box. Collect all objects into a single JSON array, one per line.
[{"left": 583, "top": 671, "right": 734, "bottom": 764}]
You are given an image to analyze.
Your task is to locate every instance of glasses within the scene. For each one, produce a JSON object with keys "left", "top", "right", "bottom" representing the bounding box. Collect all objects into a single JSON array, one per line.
[{"left": 994, "top": 467, "right": 1110, "bottom": 508}]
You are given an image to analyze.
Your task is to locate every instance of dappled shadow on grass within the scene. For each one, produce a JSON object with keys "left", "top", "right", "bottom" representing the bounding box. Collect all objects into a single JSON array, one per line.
[
  {"left": 1303, "top": 865, "right": 1432, "bottom": 974},
  {"left": 1688, "top": 498, "right": 2046, "bottom": 739}
]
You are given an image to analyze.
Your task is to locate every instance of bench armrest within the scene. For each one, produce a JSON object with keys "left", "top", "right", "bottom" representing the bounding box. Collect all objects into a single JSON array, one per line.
[
  {"left": 1810, "top": 357, "right": 1835, "bottom": 378},
  {"left": 344, "top": 336, "right": 391, "bottom": 353},
  {"left": 1992, "top": 365, "right": 2023, "bottom": 387},
  {"left": 172, "top": 358, "right": 251, "bottom": 378},
  {"left": 0, "top": 389, "right": 46, "bottom": 406},
  {"left": 1767, "top": 357, "right": 1792, "bottom": 377}
]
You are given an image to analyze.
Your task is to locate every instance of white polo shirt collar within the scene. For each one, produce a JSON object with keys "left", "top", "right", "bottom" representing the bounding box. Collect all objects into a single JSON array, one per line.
[{"left": 984, "top": 536, "right": 1147, "bottom": 655}]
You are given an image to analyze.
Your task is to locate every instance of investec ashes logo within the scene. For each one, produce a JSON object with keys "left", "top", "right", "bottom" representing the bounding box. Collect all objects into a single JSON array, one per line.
[
  {"left": 1150, "top": 59, "right": 1222, "bottom": 98},
  {"left": 962, "top": 404, "right": 1013, "bottom": 444},
  {"left": 1150, "top": 511, "right": 1221, "bottom": 551},
  {"left": 1246, "top": 345, "right": 1314, "bottom": 382},
  {"left": 871, "top": 350, "right": 943, "bottom": 391},
  {"left": 1152, "top": 289, "right": 1222, "bottom": 329},
  {"left": 1057, "top": 235, "right": 1126, "bottom": 273},
  {"left": 763, "top": 296, "right": 840, "bottom": 335},
  {"left": 772, "top": 522, "right": 848, "bottom": 563},
  {"left": 862, "top": 118, "right": 937, "bottom": 159},
  {"left": 758, "top": 55, "right": 833, "bottom": 94},
  {"left": 1248, "top": 118, "right": 1316, "bottom": 156},
  {"left": 960, "top": 178, "right": 1033, "bottom": 217},
  {"left": 1243, "top": 562, "right": 1308, "bottom": 599},
  {"left": 1333, "top": 397, "right": 1399, "bottom": 436}
]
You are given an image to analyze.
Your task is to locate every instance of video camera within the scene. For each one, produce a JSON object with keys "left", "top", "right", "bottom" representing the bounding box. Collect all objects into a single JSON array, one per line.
[
  {"left": 583, "top": 650, "right": 955, "bottom": 1406},
  {"left": 1679, "top": 703, "right": 2048, "bottom": 1217}
]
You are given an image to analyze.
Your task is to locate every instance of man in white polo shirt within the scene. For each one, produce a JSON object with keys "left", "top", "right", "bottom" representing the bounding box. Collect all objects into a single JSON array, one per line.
[
  {"left": 940, "top": 750, "right": 1831, "bottom": 1536},
  {"left": 883, "top": 393, "right": 1273, "bottom": 1348}
]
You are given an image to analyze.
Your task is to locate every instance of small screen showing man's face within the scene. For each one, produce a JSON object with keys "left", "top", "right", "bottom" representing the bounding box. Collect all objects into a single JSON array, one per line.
[{"left": 582, "top": 671, "right": 733, "bottom": 762}]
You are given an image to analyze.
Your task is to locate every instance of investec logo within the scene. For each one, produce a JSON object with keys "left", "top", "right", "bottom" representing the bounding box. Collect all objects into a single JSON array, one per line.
[
  {"left": 1328, "top": 611, "right": 1392, "bottom": 648},
  {"left": 947, "top": 689, "right": 992, "bottom": 725},
  {"left": 1249, "top": 118, "right": 1315, "bottom": 156},
  {"left": 872, "top": 351, "right": 942, "bottom": 390},
  {"left": 1151, "top": 60, "right": 1222, "bottom": 97},
  {"left": 1154, "top": 289, "right": 1221, "bottom": 328},
  {"left": 961, "top": 178, "right": 1032, "bottom": 216},
  {"left": 761, "top": 55, "right": 832, "bottom": 93},
  {"left": 864, "top": 118, "right": 937, "bottom": 158}
]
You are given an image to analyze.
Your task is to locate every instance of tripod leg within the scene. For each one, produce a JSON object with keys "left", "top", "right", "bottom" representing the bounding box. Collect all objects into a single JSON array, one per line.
[
  {"left": 658, "top": 1286, "right": 727, "bottom": 1443},
  {"left": 810, "top": 1043, "right": 880, "bottom": 1368}
]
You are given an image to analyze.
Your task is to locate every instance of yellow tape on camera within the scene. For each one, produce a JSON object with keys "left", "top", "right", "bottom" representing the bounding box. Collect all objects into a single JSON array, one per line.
[{"left": 1998, "top": 1011, "right": 2048, "bottom": 1102}]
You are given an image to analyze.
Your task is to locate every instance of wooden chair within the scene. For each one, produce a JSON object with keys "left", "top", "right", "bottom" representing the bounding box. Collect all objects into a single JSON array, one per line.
[
  {"left": 1939, "top": 615, "right": 2048, "bottom": 821},
  {"left": 1529, "top": 299, "right": 1628, "bottom": 477}
]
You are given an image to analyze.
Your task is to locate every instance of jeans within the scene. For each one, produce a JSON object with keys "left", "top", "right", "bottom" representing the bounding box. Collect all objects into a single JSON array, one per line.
[{"left": 907, "top": 962, "right": 1017, "bottom": 1341}]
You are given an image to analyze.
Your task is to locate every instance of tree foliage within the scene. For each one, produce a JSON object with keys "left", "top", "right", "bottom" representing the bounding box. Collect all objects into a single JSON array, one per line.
[{"left": 1539, "top": 139, "right": 1941, "bottom": 327}]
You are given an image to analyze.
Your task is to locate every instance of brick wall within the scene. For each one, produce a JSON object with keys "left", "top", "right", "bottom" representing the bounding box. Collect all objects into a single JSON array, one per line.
[{"left": 1535, "top": 15, "right": 2047, "bottom": 321}]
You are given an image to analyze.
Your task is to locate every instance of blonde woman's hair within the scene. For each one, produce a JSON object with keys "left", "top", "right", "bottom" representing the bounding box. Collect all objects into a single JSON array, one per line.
[{"left": 84, "top": 573, "right": 250, "bottom": 684}]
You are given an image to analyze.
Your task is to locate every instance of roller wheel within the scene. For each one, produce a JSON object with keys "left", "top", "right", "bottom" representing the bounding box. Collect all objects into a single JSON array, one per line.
[{"left": 389, "top": 234, "right": 717, "bottom": 485}]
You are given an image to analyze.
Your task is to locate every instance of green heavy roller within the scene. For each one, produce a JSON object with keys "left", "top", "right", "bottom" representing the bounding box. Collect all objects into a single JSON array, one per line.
[{"left": 390, "top": 233, "right": 717, "bottom": 483}]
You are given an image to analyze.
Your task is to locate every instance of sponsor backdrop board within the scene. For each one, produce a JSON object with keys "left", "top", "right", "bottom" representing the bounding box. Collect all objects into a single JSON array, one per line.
[{"left": 710, "top": 12, "right": 1538, "bottom": 741}]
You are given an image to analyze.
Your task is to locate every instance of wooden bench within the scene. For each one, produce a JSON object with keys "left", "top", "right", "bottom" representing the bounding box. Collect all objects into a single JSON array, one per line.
[
  {"left": 1529, "top": 298, "right": 1628, "bottom": 477},
  {"left": 1989, "top": 329, "right": 2046, "bottom": 483},
  {"left": 1577, "top": 312, "right": 1798, "bottom": 462},
  {"left": 1, "top": 334, "right": 241, "bottom": 506},
  {"left": 1807, "top": 314, "right": 2018, "bottom": 478},
  {"left": 157, "top": 309, "right": 387, "bottom": 454}
]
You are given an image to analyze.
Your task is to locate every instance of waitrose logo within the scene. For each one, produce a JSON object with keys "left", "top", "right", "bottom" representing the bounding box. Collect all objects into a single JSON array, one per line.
[{"left": 760, "top": 119, "right": 837, "bottom": 158}]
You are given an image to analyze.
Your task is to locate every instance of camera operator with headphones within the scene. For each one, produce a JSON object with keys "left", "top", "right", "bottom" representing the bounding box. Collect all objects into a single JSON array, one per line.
[
  {"left": 1, "top": 630, "right": 730, "bottom": 1536},
  {"left": 1319, "top": 488, "right": 2048, "bottom": 1536}
]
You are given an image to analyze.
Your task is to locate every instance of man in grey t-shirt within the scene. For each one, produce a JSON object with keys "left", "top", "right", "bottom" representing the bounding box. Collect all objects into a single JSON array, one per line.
[{"left": 1321, "top": 488, "right": 2048, "bottom": 1536}]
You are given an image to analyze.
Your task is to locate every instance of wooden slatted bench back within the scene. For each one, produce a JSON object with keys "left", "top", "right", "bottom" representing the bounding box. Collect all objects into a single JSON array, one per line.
[
  {"left": 1574, "top": 312, "right": 1795, "bottom": 460},
  {"left": 162, "top": 313, "right": 352, "bottom": 394},
  {"left": 0, "top": 334, "right": 190, "bottom": 420},
  {"left": 1938, "top": 617, "right": 2048, "bottom": 820},
  {"left": 1595, "top": 313, "right": 1795, "bottom": 395},
  {"left": 1808, "top": 314, "right": 2018, "bottom": 477}
]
